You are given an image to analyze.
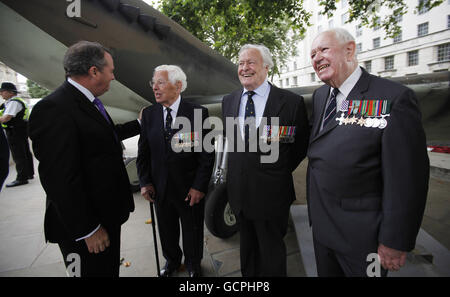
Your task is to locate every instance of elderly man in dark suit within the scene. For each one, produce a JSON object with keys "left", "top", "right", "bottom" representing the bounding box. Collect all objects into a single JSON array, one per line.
[
  {"left": 307, "top": 28, "right": 429, "bottom": 277},
  {"left": 137, "top": 65, "right": 214, "bottom": 277},
  {"left": 29, "top": 41, "right": 140, "bottom": 277},
  {"left": 222, "top": 44, "right": 310, "bottom": 276}
]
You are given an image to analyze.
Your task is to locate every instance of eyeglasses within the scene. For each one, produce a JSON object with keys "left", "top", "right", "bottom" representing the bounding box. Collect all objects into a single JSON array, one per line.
[{"left": 149, "top": 80, "right": 168, "bottom": 88}]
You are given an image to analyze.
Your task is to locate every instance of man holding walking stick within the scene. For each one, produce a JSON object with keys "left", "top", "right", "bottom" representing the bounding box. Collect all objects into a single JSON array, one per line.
[{"left": 137, "top": 65, "right": 214, "bottom": 277}]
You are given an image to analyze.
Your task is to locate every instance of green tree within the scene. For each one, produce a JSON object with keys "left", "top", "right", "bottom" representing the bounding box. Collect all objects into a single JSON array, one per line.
[
  {"left": 157, "top": 0, "right": 445, "bottom": 76},
  {"left": 27, "top": 79, "right": 51, "bottom": 98},
  {"left": 159, "top": 0, "right": 311, "bottom": 78}
]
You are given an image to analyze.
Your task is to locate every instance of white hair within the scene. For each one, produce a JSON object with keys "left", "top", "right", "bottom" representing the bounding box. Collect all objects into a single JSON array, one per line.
[
  {"left": 317, "top": 27, "right": 355, "bottom": 44},
  {"left": 154, "top": 64, "right": 187, "bottom": 92},
  {"left": 239, "top": 44, "right": 274, "bottom": 70}
]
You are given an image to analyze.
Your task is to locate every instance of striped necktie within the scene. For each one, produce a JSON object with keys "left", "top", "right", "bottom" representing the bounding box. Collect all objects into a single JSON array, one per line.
[
  {"left": 244, "top": 91, "right": 256, "bottom": 145},
  {"left": 322, "top": 88, "right": 339, "bottom": 129}
]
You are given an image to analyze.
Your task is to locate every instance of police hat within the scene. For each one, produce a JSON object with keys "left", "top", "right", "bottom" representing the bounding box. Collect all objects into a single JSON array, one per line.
[{"left": 0, "top": 82, "right": 18, "bottom": 93}]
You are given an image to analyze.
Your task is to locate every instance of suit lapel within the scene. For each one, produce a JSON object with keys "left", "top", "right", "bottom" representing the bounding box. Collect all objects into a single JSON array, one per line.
[
  {"left": 261, "top": 84, "right": 287, "bottom": 126},
  {"left": 65, "top": 81, "right": 115, "bottom": 132},
  {"left": 310, "top": 68, "right": 371, "bottom": 144},
  {"left": 310, "top": 85, "right": 331, "bottom": 143}
]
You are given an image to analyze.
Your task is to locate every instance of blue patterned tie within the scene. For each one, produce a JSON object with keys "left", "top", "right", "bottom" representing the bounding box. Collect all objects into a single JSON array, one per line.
[
  {"left": 165, "top": 107, "right": 173, "bottom": 142},
  {"left": 244, "top": 91, "right": 256, "bottom": 146},
  {"left": 322, "top": 88, "right": 339, "bottom": 128}
]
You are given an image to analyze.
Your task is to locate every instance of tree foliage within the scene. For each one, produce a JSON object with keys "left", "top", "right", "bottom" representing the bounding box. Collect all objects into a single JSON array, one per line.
[
  {"left": 156, "top": 0, "right": 445, "bottom": 76},
  {"left": 27, "top": 79, "right": 51, "bottom": 98}
]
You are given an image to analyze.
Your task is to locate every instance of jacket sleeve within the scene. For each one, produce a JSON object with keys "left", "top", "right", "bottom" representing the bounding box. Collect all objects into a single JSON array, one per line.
[
  {"left": 115, "top": 119, "right": 141, "bottom": 141},
  {"left": 290, "top": 95, "right": 310, "bottom": 172},
  {"left": 29, "top": 100, "right": 100, "bottom": 240},
  {"left": 192, "top": 107, "right": 214, "bottom": 193},
  {"left": 378, "top": 88, "right": 429, "bottom": 252},
  {"left": 136, "top": 108, "right": 153, "bottom": 187}
]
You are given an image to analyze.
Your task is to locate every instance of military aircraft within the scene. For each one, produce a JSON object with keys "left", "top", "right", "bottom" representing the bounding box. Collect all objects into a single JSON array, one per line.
[{"left": 0, "top": 0, "right": 448, "bottom": 238}]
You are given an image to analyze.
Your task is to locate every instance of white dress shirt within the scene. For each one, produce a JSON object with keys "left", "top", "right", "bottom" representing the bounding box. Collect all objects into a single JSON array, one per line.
[{"left": 238, "top": 79, "right": 271, "bottom": 138}]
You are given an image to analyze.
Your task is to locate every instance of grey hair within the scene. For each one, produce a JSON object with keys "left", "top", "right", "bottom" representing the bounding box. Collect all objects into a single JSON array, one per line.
[
  {"left": 154, "top": 65, "right": 187, "bottom": 92},
  {"left": 63, "top": 41, "right": 112, "bottom": 77},
  {"left": 239, "top": 44, "right": 274, "bottom": 70},
  {"left": 318, "top": 27, "right": 355, "bottom": 44}
]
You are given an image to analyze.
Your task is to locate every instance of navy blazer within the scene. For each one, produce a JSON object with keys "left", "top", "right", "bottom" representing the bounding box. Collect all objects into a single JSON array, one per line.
[
  {"left": 307, "top": 68, "right": 429, "bottom": 255},
  {"left": 137, "top": 99, "right": 214, "bottom": 201},
  {"left": 222, "top": 84, "right": 310, "bottom": 220}
]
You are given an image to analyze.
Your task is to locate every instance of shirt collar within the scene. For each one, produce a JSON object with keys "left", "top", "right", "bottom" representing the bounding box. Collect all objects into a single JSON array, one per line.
[
  {"left": 67, "top": 77, "right": 96, "bottom": 103},
  {"left": 334, "top": 66, "right": 362, "bottom": 98},
  {"left": 165, "top": 95, "right": 181, "bottom": 115},
  {"left": 242, "top": 79, "right": 270, "bottom": 98}
]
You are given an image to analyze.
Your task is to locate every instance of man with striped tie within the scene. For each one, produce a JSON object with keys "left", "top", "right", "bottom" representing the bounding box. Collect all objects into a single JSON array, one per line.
[
  {"left": 222, "top": 44, "right": 310, "bottom": 276},
  {"left": 307, "top": 28, "right": 429, "bottom": 276}
]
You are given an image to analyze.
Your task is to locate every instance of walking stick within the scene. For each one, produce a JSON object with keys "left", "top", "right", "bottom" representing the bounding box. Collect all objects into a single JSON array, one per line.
[{"left": 149, "top": 201, "right": 161, "bottom": 277}]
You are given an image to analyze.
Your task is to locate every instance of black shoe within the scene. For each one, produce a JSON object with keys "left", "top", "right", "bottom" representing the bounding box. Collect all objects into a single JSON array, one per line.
[
  {"left": 6, "top": 180, "right": 28, "bottom": 187},
  {"left": 160, "top": 263, "right": 181, "bottom": 277},
  {"left": 188, "top": 269, "right": 202, "bottom": 277}
]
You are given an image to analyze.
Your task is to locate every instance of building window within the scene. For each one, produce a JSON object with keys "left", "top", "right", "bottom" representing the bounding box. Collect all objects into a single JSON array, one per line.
[
  {"left": 356, "top": 43, "right": 362, "bottom": 53},
  {"left": 279, "top": 80, "right": 283, "bottom": 88},
  {"left": 293, "top": 61, "right": 297, "bottom": 70},
  {"left": 373, "top": 37, "right": 380, "bottom": 49},
  {"left": 393, "top": 31, "right": 402, "bottom": 43},
  {"left": 394, "top": 14, "right": 403, "bottom": 23},
  {"left": 342, "top": 12, "right": 349, "bottom": 25},
  {"left": 408, "top": 50, "right": 419, "bottom": 66},
  {"left": 365, "top": 60, "right": 372, "bottom": 73},
  {"left": 293, "top": 76, "right": 298, "bottom": 86},
  {"left": 285, "top": 78, "right": 289, "bottom": 87},
  {"left": 311, "top": 73, "right": 316, "bottom": 82},
  {"left": 329, "top": 19, "right": 334, "bottom": 28},
  {"left": 418, "top": 0, "right": 430, "bottom": 15},
  {"left": 448, "top": 15, "right": 450, "bottom": 29},
  {"left": 418, "top": 22, "right": 429, "bottom": 37},
  {"left": 373, "top": 18, "right": 381, "bottom": 31},
  {"left": 356, "top": 24, "right": 362, "bottom": 37},
  {"left": 437, "top": 43, "right": 450, "bottom": 62},
  {"left": 385, "top": 56, "right": 395, "bottom": 70}
]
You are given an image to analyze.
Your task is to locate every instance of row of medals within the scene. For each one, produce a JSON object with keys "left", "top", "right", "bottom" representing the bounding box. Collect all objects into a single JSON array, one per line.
[{"left": 336, "top": 112, "right": 389, "bottom": 129}]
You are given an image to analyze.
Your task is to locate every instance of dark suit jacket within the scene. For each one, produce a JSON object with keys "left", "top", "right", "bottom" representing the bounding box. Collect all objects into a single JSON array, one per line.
[
  {"left": 136, "top": 99, "right": 214, "bottom": 201},
  {"left": 307, "top": 68, "right": 429, "bottom": 256},
  {"left": 222, "top": 84, "right": 310, "bottom": 220},
  {"left": 29, "top": 81, "right": 140, "bottom": 243}
]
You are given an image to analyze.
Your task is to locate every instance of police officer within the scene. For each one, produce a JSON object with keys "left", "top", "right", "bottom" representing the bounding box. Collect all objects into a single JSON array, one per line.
[{"left": 0, "top": 82, "right": 34, "bottom": 187}]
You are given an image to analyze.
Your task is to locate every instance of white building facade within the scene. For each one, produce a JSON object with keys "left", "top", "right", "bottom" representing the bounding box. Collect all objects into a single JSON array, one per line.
[{"left": 274, "top": 0, "right": 450, "bottom": 88}]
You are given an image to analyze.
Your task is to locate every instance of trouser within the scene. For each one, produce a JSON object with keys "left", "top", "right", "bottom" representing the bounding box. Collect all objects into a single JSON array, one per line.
[
  {"left": 0, "top": 129, "right": 9, "bottom": 190},
  {"left": 5, "top": 128, "right": 34, "bottom": 181},
  {"left": 58, "top": 225, "right": 121, "bottom": 277},
  {"left": 239, "top": 212, "right": 289, "bottom": 277},
  {"left": 155, "top": 187, "right": 205, "bottom": 272},
  {"left": 313, "top": 237, "right": 388, "bottom": 277}
]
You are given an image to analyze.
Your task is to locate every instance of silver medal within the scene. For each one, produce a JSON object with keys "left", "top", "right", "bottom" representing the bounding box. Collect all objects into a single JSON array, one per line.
[
  {"left": 378, "top": 118, "right": 387, "bottom": 129},
  {"left": 364, "top": 117, "right": 374, "bottom": 127},
  {"left": 371, "top": 118, "right": 380, "bottom": 128}
]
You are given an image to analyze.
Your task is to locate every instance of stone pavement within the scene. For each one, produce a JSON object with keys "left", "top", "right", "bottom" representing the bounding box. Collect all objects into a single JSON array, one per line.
[
  {"left": 0, "top": 136, "right": 305, "bottom": 277},
  {"left": 0, "top": 136, "right": 448, "bottom": 277}
]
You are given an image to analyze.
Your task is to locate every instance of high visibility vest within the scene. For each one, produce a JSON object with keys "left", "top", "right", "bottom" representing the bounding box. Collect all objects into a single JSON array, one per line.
[{"left": 0, "top": 97, "right": 30, "bottom": 129}]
